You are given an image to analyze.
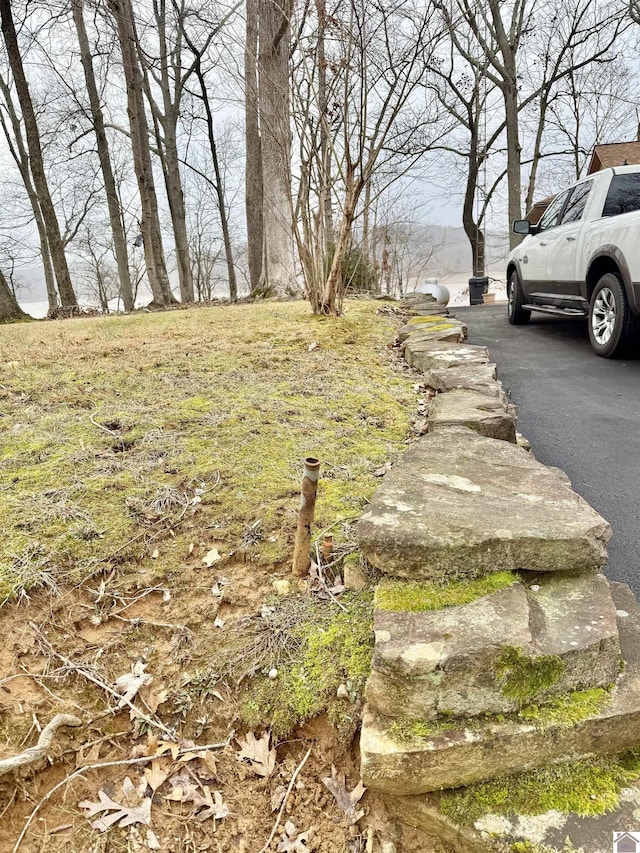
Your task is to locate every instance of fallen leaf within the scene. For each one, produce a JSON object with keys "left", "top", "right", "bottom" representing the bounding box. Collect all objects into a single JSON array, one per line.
[
  {"left": 146, "top": 829, "right": 161, "bottom": 850},
  {"left": 75, "top": 740, "right": 102, "bottom": 767},
  {"left": 236, "top": 731, "right": 276, "bottom": 778},
  {"left": 78, "top": 790, "right": 152, "bottom": 832},
  {"left": 144, "top": 760, "right": 170, "bottom": 792},
  {"left": 197, "top": 750, "right": 219, "bottom": 780},
  {"left": 165, "top": 778, "right": 229, "bottom": 823},
  {"left": 155, "top": 741, "right": 180, "bottom": 760},
  {"left": 114, "top": 661, "right": 153, "bottom": 708},
  {"left": 140, "top": 684, "right": 169, "bottom": 713},
  {"left": 278, "top": 821, "right": 310, "bottom": 852},
  {"left": 322, "top": 765, "right": 366, "bottom": 825},
  {"left": 373, "top": 462, "right": 392, "bottom": 477},
  {"left": 202, "top": 548, "right": 221, "bottom": 567}
]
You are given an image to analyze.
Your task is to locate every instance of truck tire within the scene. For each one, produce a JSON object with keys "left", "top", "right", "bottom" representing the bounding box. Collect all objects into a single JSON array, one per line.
[
  {"left": 588, "top": 273, "right": 640, "bottom": 358},
  {"left": 507, "top": 270, "right": 530, "bottom": 325}
]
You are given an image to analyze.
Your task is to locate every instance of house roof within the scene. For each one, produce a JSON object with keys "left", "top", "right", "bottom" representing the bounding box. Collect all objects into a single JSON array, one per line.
[
  {"left": 588, "top": 141, "right": 640, "bottom": 174},
  {"left": 526, "top": 194, "right": 556, "bottom": 224}
]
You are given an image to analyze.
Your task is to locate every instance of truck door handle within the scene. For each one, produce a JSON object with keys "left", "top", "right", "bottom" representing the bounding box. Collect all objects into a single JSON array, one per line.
[
  {"left": 566, "top": 236, "right": 576, "bottom": 242},
  {"left": 539, "top": 242, "right": 547, "bottom": 246}
]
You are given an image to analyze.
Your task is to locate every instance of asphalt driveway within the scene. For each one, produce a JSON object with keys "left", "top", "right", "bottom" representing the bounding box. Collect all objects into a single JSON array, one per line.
[{"left": 454, "top": 303, "right": 640, "bottom": 593}]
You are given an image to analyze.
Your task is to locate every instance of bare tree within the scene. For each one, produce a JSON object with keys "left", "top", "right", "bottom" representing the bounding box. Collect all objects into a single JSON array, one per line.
[
  {"left": 0, "top": 0, "right": 77, "bottom": 308},
  {"left": 435, "top": 0, "right": 627, "bottom": 246},
  {"left": 0, "top": 266, "right": 29, "bottom": 321},
  {"left": 135, "top": 0, "right": 194, "bottom": 302},
  {"left": 176, "top": 3, "right": 240, "bottom": 301},
  {"left": 256, "top": 0, "right": 297, "bottom": 297},
  {"left": 72, "top": 0, "right": 134, "bottom": 311},
  {"left": 294, "top": 0, "right": 442, "bottom": 314},
  {"left": 245, "top": 0, "right": 263, "bottom": 294},
  {"left": 107, "top": 0, "right": 175, "bottom": 307},
  {"left": 0, "top": 71, "right": 58, "bottom": 310}
]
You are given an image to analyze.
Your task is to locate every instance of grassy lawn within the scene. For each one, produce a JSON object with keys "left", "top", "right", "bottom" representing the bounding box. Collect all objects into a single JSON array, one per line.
[{"left": 0, "top": 300, "right": 413, "bottom": 603}]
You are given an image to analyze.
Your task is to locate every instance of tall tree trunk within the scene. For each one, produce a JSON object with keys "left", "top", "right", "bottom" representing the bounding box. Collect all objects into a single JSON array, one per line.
[
  {"left": 257, "top": 0, "right": 297, "bottom": 296},
  {"left": 161, "top": 122, "right": 194, "bottom": 302},
  {"left": 107, "top": 0, "right": 174, "bottom": 307},
  {"left": 0, "top": 268, "right": 29, "bottom": 322},
  {"left": 192, "top": 56, "right": 238, "bottom": 301},
  {"left": 148, "top": 0, "right": 193, "bottom": 303},
  {"left": 245, "top": 0, "right": 263, "bottom": 294},
  {"left": 0, "top": 0, "right": 77, "bottom": 308},
  {"left": 316, "top": 0, "right": 333, "bottom": 253},
  {"left": 504, "top": 74, "right": 522, "bottom": 249},
  {"left": 72, "top": 0, "right": 134, "bottom": 312},
  {"left": 462, "top": 139, "right": 485, "bottom": 277},
  {"left": 0, "top": 82, "right": 57, "bottom": 310}
]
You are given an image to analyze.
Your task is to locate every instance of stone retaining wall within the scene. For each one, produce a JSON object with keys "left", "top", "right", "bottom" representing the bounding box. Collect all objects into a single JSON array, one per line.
[{"left": 356, "top": 297, "right": 640, "bottom": 853}]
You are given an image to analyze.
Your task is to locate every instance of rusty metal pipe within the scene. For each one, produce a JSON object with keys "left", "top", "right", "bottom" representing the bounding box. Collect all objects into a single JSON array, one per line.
[{"left": 292, "top": 457, "right": 321, "bottom": 577}]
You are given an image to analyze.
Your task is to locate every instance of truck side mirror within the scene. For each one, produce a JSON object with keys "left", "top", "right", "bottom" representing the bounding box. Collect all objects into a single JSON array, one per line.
[{"left": 513, "top": 220, "right": 532, "bottom": 235}]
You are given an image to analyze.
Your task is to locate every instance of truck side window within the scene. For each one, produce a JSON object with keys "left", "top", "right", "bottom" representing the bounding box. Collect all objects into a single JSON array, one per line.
[
  {"left": 537, "top": 189, "right": 570, "bottom": 231},
  {"left": 560, "top": 181, "right": 592, "bottom": 224},
  {"left": 602, "top": 173, "right": 640, "bottom": 216}
]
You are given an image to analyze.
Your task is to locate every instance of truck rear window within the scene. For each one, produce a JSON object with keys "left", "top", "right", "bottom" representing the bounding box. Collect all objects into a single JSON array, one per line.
[{"left": 602, "top": 173, "right": 640, "bottom": 216}]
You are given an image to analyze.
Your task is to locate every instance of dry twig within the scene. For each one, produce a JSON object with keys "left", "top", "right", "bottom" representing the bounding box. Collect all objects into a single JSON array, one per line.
[
  {"left": 30, "top": 623, "right": 176, "bottom": 740},
  {"left": 255, "top": 748, "right": 312, "bottom": 853},
  {"left": 0, "top": 714, "right": 82, "bottom": 777}
]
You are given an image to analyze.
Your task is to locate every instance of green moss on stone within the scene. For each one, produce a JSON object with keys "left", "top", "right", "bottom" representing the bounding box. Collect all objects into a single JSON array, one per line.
[
  {"left": 375, "top": 572, "right": 517, "bottom": 613},
  {"left": 518, "top": 687, "right": 611, "bottom": 727},
  {"left": 495, "top": 646, "right": 565, "bottom": 704},
  {"left": 389, "top": 717, "right": 454, "bottom": 744},
  {"left": 407, "top": 316, "right": 450, "bottom": 325},
  {"left": 439, "top": 752, "right": 640, "bottom": 825}
]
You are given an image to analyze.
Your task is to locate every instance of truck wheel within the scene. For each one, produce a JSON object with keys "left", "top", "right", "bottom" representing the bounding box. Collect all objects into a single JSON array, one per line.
[
  {"left": 588, "top": 273, "right": 640, "bottom": 358},
  {"left": 507, "top": 271, "right": 530, "bottom": 325}
]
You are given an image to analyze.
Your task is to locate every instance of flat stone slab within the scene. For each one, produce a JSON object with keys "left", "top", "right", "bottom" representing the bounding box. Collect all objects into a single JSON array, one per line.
[
  {"left": 367, "top": 573, "right": 620, "bottom": 721},
  {"left": 360, "top": 584, "right": 639, "bottom": 796},
  {"left": 428, "top": 389, "right": 516, "bottom": 442},
  {"left": 404, "top": 342, "right": 490, "bottom": 373},
  {"left": 398, "top": 321, "right": 465, "bottom": 344},
  {"left": 426, "top": 364, "right": 503, "bottom": 397},
  {"left": 355, "top": 428, "right": 611, "bottom": 581},
  {"left": 383, "top": 589, "right": 640, "bottom": 853},
  {"left": 387, "top": 775, "right": 640, "bottom": 853}
]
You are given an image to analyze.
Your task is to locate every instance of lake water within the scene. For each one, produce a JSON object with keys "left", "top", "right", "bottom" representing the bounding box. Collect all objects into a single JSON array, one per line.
[{"left": 17, "top": 275, "right": 507, "bottom": 320}]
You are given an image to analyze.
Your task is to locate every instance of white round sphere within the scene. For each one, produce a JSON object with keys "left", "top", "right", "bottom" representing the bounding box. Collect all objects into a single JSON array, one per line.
[{"left": 423, "top": 280, "right": 450, "bottom": 306}]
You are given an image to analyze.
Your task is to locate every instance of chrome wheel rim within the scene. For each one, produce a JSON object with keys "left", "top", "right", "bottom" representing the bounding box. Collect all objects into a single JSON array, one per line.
[
  {"left": 508, "top": 279, "right": 515, "bottom": 314},
  {"left": 591, "top": 287, "right": 616, "bottom": 346}
]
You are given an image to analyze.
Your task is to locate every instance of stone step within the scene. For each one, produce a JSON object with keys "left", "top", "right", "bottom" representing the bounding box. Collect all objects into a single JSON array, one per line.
[
  {"left": 380, "top": 590, "right": 640, "bottom": 853},
  {"left": 386, "top": 767, "right": 640, "bottom": 853},
  {"left": 425, "top": 364, "right": 503, "bottom": 397},
  {"left": 355, "top": 428, "right": 611, "bottom": 582},
  {"left": 360, "top": 583, "right": 640, "bottom": 797},
  {"left": 428, "top": 389, "right": 516, "bottom": 442},
  {"left": 398, "top": 320, "right": 466, "bottom": 344},
  {"left": 367, "top": 573, "right": 620, "bottom": 721},
  {"left": 404, "top": 341, "right": 490, "bottom": 372}
]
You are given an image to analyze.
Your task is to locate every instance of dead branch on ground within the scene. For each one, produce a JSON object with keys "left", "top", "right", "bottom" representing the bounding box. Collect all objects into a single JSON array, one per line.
[{"left": 0, "top": 714, "right": 82, "bottom": 777}]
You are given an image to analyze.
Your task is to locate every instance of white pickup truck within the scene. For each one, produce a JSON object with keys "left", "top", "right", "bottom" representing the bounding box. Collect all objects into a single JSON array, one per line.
[{"left": 507, "top": 165, "right": 640, "bottom": 357}]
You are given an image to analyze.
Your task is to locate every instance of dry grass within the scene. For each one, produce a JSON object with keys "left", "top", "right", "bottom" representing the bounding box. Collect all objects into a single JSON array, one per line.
[{"left": 0, "top": 299, "right": 414, "bottom": 602}]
